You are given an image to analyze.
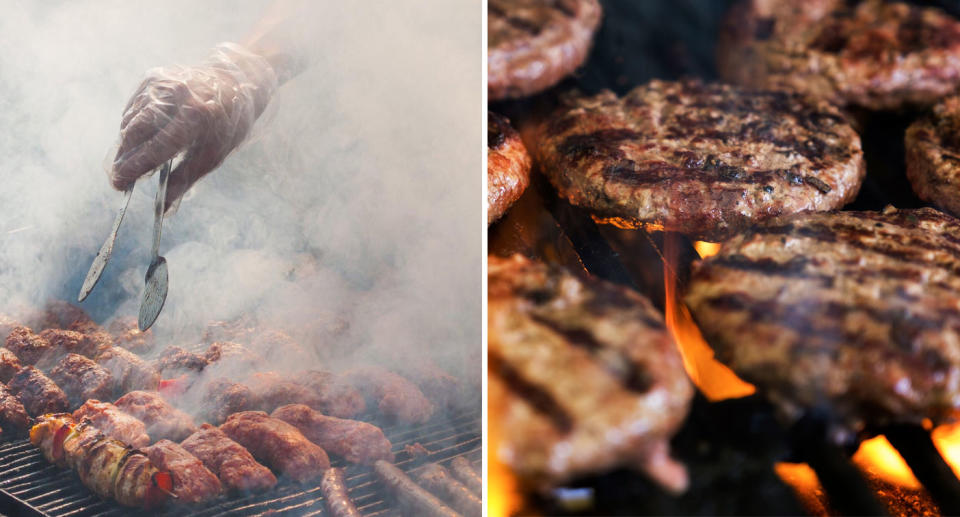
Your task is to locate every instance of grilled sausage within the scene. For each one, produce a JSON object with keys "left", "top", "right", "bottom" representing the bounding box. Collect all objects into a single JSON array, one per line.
[
  {"left": 271, "top": 404, "right": 394, "bottom": 465},
  {"left": 321, "top": 467, "right": 362, "bottom": 517},
  {"left": 0, "top": 382, "right": 31, "bottom": 436},
  {"left": 373, "top": 460, "right": 462, "bottom": 517},
  {"left": 0, "top": 348, "right": 22, "bottom": 383},
  {"left": 220, "top": 411, "right": 330, "bottom": 483},
  {"left": 415, "top": 463, "right": 481, "bottom": 517},
  {"left": 48, "top": 354, "right": 114, "bottom": 409},
  {"left": 9, "top": 366, "right": 69, "bottom": 416},
  {"left": 180, "top": 423, "right": 277, "bottom": 493},
  {"left": 449, "top": 457, "right": 481, "bottom": 495}
]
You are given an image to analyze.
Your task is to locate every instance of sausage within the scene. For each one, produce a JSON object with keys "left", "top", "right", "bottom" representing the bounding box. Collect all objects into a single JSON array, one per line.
[
  {"left": 8, "top": 366, "right": 69, "bottom": 416},
  {"left": 320, "top": 467, "right": 361, "bottom": 517},
  {"left": 373, "top": 460, "right": 462, "bottom": 517},
  {"left": 415, "top": 463, "right": 481, "bottom": 517},
  {"left": 449, "top": 456, "right": 481, "bottom": 495},
  {"left": 219, "top": 411, "right": 330, "bottom": 483}
]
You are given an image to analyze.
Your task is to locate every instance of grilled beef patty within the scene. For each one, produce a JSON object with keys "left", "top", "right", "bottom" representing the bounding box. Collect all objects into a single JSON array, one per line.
[
  {"left": 686, "top": 207, "right": 960, "bottom": 438},
  {"left": 533, "top": 80, "right": 865, "bottom": 240},
  {"left": 906, "top": 95, "right": 960, "bottom": 217},
  {"left": 488, "top": 254, "right": 693, "bottom": 492},
  {"left": 488, "top": 112, "right": 532, "bottom": 224},
  {"left": 718, "top": 0, "right": 960, "bottom": 110},
  {"left": 489, "top": 0, "right": 602, "bottom": 100}
]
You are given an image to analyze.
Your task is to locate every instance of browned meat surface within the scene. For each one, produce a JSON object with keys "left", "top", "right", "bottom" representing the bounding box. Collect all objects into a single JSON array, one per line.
[
  {"left": 906, "top": 95, "right": 960, "bottom": 218},
  {"left": 405, "top": 443, "right": 431, "bottom": 459},
  {"left": 180, "top": 423, "right": 277, "bottom": 493},
  {"left": 488, "top": 112, "right": 532, "bottom": 225},
  {"left": 143, "top": 439, "right": 221, "bottom": 504},
  {"left": 449, "top": 457, "right": 481, "bottom": 495},
  {"left": 0, "top": 383, "right": 31, "bottom": 435},
  {"left": 296, "top": 370, "right": 366, "bottom": 418},
  {"left": 0, "top": 314, "right": 19, "bottom": 343},
  {"left": 489, "top": 254, "right": 694, "bottom": 492},
  {"left": 321, "top": 467, "right": 362, "bottom": 517},
  {"left": 39, "top": 329, "right": 106, "bottom": 359},
  {"left": 718, "top": 0, "right": 960, "bottom": 110},
  {"left": 5, "top": 326, "right": 52, "bottom": 365},
  {"left": 0, "top": 348, "right": 22, "bottom": 383},
  {"left": 9, "top": 366, "right": 69, "bottom": 416},
  {"left": 343, "top": 366, "right": 434, "bottom": 424},
  {"left": 415, "top": 463, "right": 482, "bottom": 517},
  {"left": 48, "top": 354, "right": 114, "bottom": 409},
  {"left": 107, "top": 317, "right": 154, "bottom": 354},
  {"left": 532, "top": 80, "right": 865, "bottom": 241},
  {"left": 686, "top": 207, "right": 960, "bottom": 437},
  {"left": 220, "top": 411, "right": 330, "bottom": 483},
  {"left": 489, "top": 0, "right": 602, "bottom": 100},
  {"left": 407, "top": 363, "right": 465, "bottom": 412},
  {"left": 203, "top": 341, "right": 264, "bottom": 375},
  {"left": 203, "top": 378, "right": 257, "bottom": 425},
  {"left": 74, "top": 399, "right": 150, "bottom": 448},
  {"left": 115, "top": 390, "right": 197, "bottom": 442},
  {"left": 271, "top": 404, "right": 394, "bottom": 465},
  {"left": 153, "top": 346, "right": 207, "bottom": 377},
  {"left": 35, "top": 301, "right": 95, "bottom": 331},
  {"left": 248, "top": 372, "right": 324, "bottom": 413},
  {"left": 112, "top": 451, "right": 163, "bottom": 508},
  {"left": 96, "top": 346, "right": 160, "bottom": 394},
  {"left": 374, "top": 460, "right": 461, "bottom": 517}
]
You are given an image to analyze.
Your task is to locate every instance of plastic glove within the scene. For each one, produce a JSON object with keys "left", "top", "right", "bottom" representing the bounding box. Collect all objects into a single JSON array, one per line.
[{"left": 110, "top": 43, "right": 278, "bottom": 211}]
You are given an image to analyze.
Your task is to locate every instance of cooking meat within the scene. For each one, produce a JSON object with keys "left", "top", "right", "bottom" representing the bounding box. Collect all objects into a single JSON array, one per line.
[
  {"left": 906, "top": 95, "right": 960, "bottom": 218},
  {"left": 686, "top": 206, "right": 960, "bottom": 438},
  {"left": 202, "top": 378, "right": 257, "bottom": 425},
  {"left": 48, "top": 353, "right": 114, "bottom": 409},
  {"left": 407, "top": 362, "right": 466, "bottom": 412},
  {"left": 107, "top": 317, "right": 154, "bottom": 354},
  {"left": 0, "top": 314, "right": 19, "bottom": 343},
  {"left": 73, "top": 399, "right": 150, "bottom": 448},
  {"left": 488, "top": 112, "right": 531, "bottom": 225},
  {"left": 0, "top": 348, "right": 22, "bottom": 383},
  {"left": 405, "top": 443, "right": 431, "bottom": 459},
  {"left": 296, "top": 370, "right": 366, "bottom": 418},
  {"left": 449, "top": 457, "right": 481, "bottom": 495},
  {"left": 180, "top": 423, "right": 277, "bottom": 493},
  {"left": 321, "top": 467, "right": 362, "bottom": 517},
  {"left": 343, "top": 366, "right": 434, "bottom": 424},
  {"left": 532, "top": 79, "right": 865, "bottom": 240},
  {"left": 96, "top": 346, "right": 160, "bottom": 394},
  {"left": 489, "top": 0, "right": 602, "bottom": 100},
  {"left": 9, "top": 366, "right": 69, "bottom": 416},
  {"left": 154, "top": 346, "right": 207, "bottom": 377},
  {"left": 271, "top": 404, "right": 394, "bottom": 464},
  {"left": 415, "top": 463, "right": 482, "bottom": 517},
  {"left": 248, "top": 372, "right": 325, "bottom": 413},
  {"left": 373, "top": 460, "right": 462, "bottom": 517},
  {"left": 219, "top": 411, "right": 330, "bottom": 483},
  {"left": 5, "top": 326, "right": 52, "bottom": 365},
  {"left": 488, "top": 254, "right": 693, "bottom": 492},
  {"left": 112, "top": 451, "right": 168, "bottom": 508},
  {"left": 143, "top": 439, "right": 221, "bottom": 503},
  {"left": 718, "top": 0, "right": 960, "bottom": 110},
  {"left": 35, "top": 301, "right": 95, "bottom": 331},
  {"left": 0, "top": 382, "right": 31, "bottom": 435},
  {"left": 203, "top": 341, "right": 265, "bottom": 375},
  {"left": 115, "top": 390, "right": 197, "bottom": 442},
  {"left": 39, "top": 328, "right": 106, "bottom": 359}
]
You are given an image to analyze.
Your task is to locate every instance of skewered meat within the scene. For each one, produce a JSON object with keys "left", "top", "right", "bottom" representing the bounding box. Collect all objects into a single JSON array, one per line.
[
  {"left": 532, "top": 79, "right": 865, "bottom": 241},
  {"left": 249, "top": 372, "right": 325, "bottom": 413},
  {"left": 107, "top": 317, "right": 153, "bottom": 354},
  {"left": 449, "top": 457, "right": 481, "bottom": 495},
  {"left": 96, "top": 346, "right": 160, "bottom": 394},
  {"left": 220, "top": 411, "right": 330, "bottom": 483},
  {"left": 5, "top": 326, "right": 52, "bottom": 365},
  {"left": 143, "top": 439, "right": 221, "bottom": 504},
  {"left": 48, "top": 354, "right": 114, "bottom": 409},
  {"left": 686, "top": 206, "right": 960, "bottom": 437},
  {"left": 374, "top": 460, "right": 462, "bottom": 517},
  {"left": 154, "top": 346, "right": 207, "bottom": 377},
  {"left": 39, "top": 328, "right": 106, "bottom": 359},
  {"left": 321, "top": 467, "right": 362, "bottom": 517},
  {"left": 906, "top": 94, "right": 960, "bottom": 218},
  {"left": 0, "top": 348, "right": 22, "bottom": 383},
  {"left": 74, "top": 400, "right": 150, "bottom": 448},
  {"left": 9, "top": 366, "right": 69, "bottom": 416},
  {"left": 0, "top": 383, "right": 31, "bottom": 435},
  {"left": 489, "top": 254, "right": 693, "bottom": 492},
  {"left": 488, "top": 0, "right": 602, "bottom": 100},
  {"left": 343, "top": 366, "right": 434, "bottom": 424},
  {"left": 115, "top": 390, "right": 197, "bottom": 442},
  {"left": 203, "top": 378, "right": 257, "bottom": 425},
  {"left": 296, "top": 370, "right": 366, "bottom": 418},
  {"left": 488, "top": 112, "right": 531, "bottom": 224},
  {"left": 271, "top": 404, "right": 394, "bottom": 465},
  {"left": 180, "top": 423, "right": 277, "bottom": 493},
  {"left": 415, "top": 463, "right": 482, "bottom": 517},
  {"left": 718, "top": 0, "right": 960, "bottom": 110}
]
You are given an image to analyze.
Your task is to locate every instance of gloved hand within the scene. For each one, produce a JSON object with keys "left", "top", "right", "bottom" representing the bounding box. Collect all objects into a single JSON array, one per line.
[{"left": 109, "top": 43, "right": 278, "bottom": 211}]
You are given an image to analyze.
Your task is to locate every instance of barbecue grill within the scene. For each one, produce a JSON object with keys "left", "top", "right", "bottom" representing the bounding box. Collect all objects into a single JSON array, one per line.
[{"left": 489, "top": 0, "right": 960, "bottom": 514}]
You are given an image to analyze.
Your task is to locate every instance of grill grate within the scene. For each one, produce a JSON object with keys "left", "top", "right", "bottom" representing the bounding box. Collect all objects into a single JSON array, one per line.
[{"left": 0, "top": 408, "right": 480, "bottom": 517}]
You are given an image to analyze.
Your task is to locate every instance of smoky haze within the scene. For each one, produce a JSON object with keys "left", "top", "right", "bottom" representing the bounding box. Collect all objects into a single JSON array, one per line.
[{"left": 0, "top": 1, "right": 481, "bottom": 384}]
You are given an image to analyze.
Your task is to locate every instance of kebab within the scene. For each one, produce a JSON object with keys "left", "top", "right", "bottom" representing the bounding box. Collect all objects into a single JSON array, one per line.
[
  {"left": 115, "top": 390, "right": 197, "bottom": 442},
  {"left": 73, "top": 399, "right": 150, "bottom": 448}
]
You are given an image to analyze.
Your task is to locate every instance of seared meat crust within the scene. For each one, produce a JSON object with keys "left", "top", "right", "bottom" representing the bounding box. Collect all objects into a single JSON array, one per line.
[
  {"left": 203, "top": 378, "right": 257, "bottom": 425},
  {"left": 73, "top": 399, "right": 150, "bottom": 448},
  {"left": 9, "top": 366, "right": 69, "bottom": 416},
  {"left": 220, "top": 411, "right": 330, "bottom": 483},
  {"left": 488, "top": 254, "right": 693, "bottom": 492},
  {"left": 180, "top": 423, "right": 277, "bottom": 493},
  {"left": 686, "top": 207, "right": 960, "bottom": 435},
  {"left": 0, "top": 348, "right": 22, "bottom": 384},
  {"left": 489, "top": 0, "right": 602, "bottom": 100},
  {"left": 48, "top": 354, "right": 114, "bottom": 409},
  {"left": 5, "top": 326, "right": 52, "bottom": 365},
  {"left": 488, "top": 112, "right": 532, "bottom": 225},
  {"left": 107, "top": 318, "right": 153, "bottom": 354},
  {"left": 906, "top": 95, "right": 960, "bottom": 218},
  {"left": 39, "top": 329, "right": 106, "bottom": 360},
  {"left": 0, "top": 383, "right": 31, "bottom": 435},
  {"left": 96, "top": 346, "right": 160, "bottom": 395},
  {"left": 718, "top": 0, "right": 960, "bottom": 110},
  {"left": 143, "top": 440, "right": 221, "bottom": 504},
  {"left": 115, "top": 390, "right": 197, "bottom": 442},
  {"left": 296, "top": 370, "right": 366, "bottom": 419},
  {"left": 533, "top": 80, "right": 865, "bottom": 240},
  {"left": 271, "top": 404, "right": 394, "bottom": 465},
  {"left": 343, "top": 366, "right": 434, "bottom": 424}
]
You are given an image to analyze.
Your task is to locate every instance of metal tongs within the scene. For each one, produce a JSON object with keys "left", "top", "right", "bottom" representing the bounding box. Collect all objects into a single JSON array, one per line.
[{"left": 78, "top": 160, "right": 172, "bottom": 331}]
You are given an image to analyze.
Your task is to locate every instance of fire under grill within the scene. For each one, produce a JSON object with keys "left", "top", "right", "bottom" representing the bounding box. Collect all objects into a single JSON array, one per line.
[{"left": 0, "top": 409, "right": 479, "bottom": 516}]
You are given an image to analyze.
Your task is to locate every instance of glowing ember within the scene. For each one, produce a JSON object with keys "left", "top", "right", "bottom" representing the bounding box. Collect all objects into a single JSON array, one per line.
[
  {"left": 693, "top": 241, "right": 721, "bottom": 259},
  {"left": 853, "top": 436, "right": 920, "bottom": 489},
  {"left": 775, "top": 462, "right": 823, "bottom": 499},
  {"left": 932, "top": 422, "right": 960, "bottom": 479}
]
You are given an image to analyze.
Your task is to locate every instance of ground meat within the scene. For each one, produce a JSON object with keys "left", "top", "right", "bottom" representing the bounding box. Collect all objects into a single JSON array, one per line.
[
  {"left": 5, "top": 326, "right": 52, "bottom": 365},
  {"left": 343, "top": 366, "right": 435, "bottom": 425},
  {"left": 8, "top": 366, "right": 69, "bottom": 417},
  {"left": 180, "top": 424, "right": 277, "bottom": 493},
  {"left": 0, "top": 383, "right": 31, "bottom": 435},
  {"left": 95, "top": 346, "right": 160, "bottom": 395},
  {"left": 0, "top": 348, "right": 22, "bottom": 384},
  {"left": 115, "top": 390, "right": 197, "bottom": 443},
  {"left": 488, "top": 112, "right": 532, "bottom": 225},
  {"left": 153, "top": 346, "right": 207, "bottom": 377},
  {"left": 48, "top": 354, "right": 114, "bottom": 409},
  {"left": 107, "top": 317, "right": 154, "bottom": 354},
  {"left": 296, "top": 371, "right": 366, "bottom": 419},
  {"left": 73, "top": 399, "right": 150, "bottom": 448},
  {"left": 906, "top": 94, "right": 960, "bottom": 218},
  {"left": 220, "top": 411, "right": 330, "bottom": 483},
  {"left": 271, "top": 404, "right": 394, "bottom": 465},
  {"left": 143, "top": 440, "right": 221, "bottom": 504},
  {"left": 203, "top": 378, "right": 257, "bottom": 425},
  {"left": 38, "top": 329, "right": 106, "bottom": 360},
  {"left": 248, "top": 372, "right": 325, "bottom": 413}
]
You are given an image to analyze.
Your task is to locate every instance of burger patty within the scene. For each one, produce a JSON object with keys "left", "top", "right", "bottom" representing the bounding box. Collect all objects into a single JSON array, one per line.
[
  {"left": 906, "top": 95, "right": 960, "bottom": 217},
  {"left": 686, "top": 207, "right": 960, "bottom": 438},
  {"left": 489, "top": 0, "right": 602, "bottom": 101},
  {"left": 533, "top": 80, "right": 865, "bottom": 240},
  {"left": 488, "top": 112, "right": 532, "bottom": 225},
  {"left": 488, "top": 254, "right": 693, "bottom": 492},
  {"left": 717, "top": 0, "right": 960, "bottom": 110}
]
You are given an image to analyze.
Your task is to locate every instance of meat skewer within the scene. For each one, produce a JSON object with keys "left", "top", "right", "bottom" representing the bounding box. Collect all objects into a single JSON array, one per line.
[
  {"left": 343, "top": 366, "right": 435, "bottom": 424},
  {"left": 415, "top": 463, "right": 482, "bottom": 517},
  {"left": 449, "top": 457, "right": 481, "bottom": 496},
  {"left": 219, "top": 411, "right": 330, "bottom": 483},
  {"left": 48, "top": 354, "right": 114, "bottom": 409},
  {"left": 373, "top": 460, "right": 462, "bottom": 517},
  {"left": 73, "top": 399, "right": 150, "bottom": 448},
  {"left": 115, "top": 390, "right": 197, "bottom": 442},
  {"left": 271, "top": 404, "right": 394, "bottom": 465},
  {"left": 9, "top": 366, "right": 69, "bottom": 416},
  {"left": 180, "top": 423, "right": 277, "bottom": 493},
  {"left": 143, "top": 439, "right": 221, "bottom": 504},
  {"left": 321, "top": 467, "right": 362, "bottom": 517}
]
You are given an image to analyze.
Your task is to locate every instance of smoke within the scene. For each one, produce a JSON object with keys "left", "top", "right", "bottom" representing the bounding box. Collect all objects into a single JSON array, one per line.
[{"left": 0, "top": 1, "right": 480, "bottom": 383}]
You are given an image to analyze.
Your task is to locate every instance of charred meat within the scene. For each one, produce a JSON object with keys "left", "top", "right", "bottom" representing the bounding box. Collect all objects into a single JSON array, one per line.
[
  {"left": 48, "top": 353, "right": 114, "bottom": 409},
  {"left": 180, "top": 423, "right": 277, "bottom": 493},
  {"left": 343, "top": 366, "right": 434, "bottom": 424},
  {"left": 488, "top": 112, "right": 531, "bottom": 225},
  {"left": 271, "top": 404, "right": 394, "bottom": 465},
  {"left": 73, "top": 399, "right": 150, "bottom": 448},
  {"left": 5, "top": 326, "right": 52, "bottom": 365},
  {"left": 906, "top": 94, "right": 960, "bottom": 218},
  {"left": 143, "top": 439, "right": 221, "bottom": 504},
  {"left": 9, "top": 366, "right": 69, "bottom": 416},
  {"left": 374, "top": 460, "right": 461, "bottom": 517},
  {"left": 0, "top": 382, "right": 31, "bottom": 435},
  {"left": 0, "top": 348, "right": 22, "bottom": 383},
  {"left": 219, "top": 411, "right": 330, "bottom": 483}
]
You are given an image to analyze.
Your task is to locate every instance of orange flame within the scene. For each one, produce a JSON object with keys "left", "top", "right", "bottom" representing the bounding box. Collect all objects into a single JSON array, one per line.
[{"left": 488, "top": 378, "right": 521, "bottom": 517}]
